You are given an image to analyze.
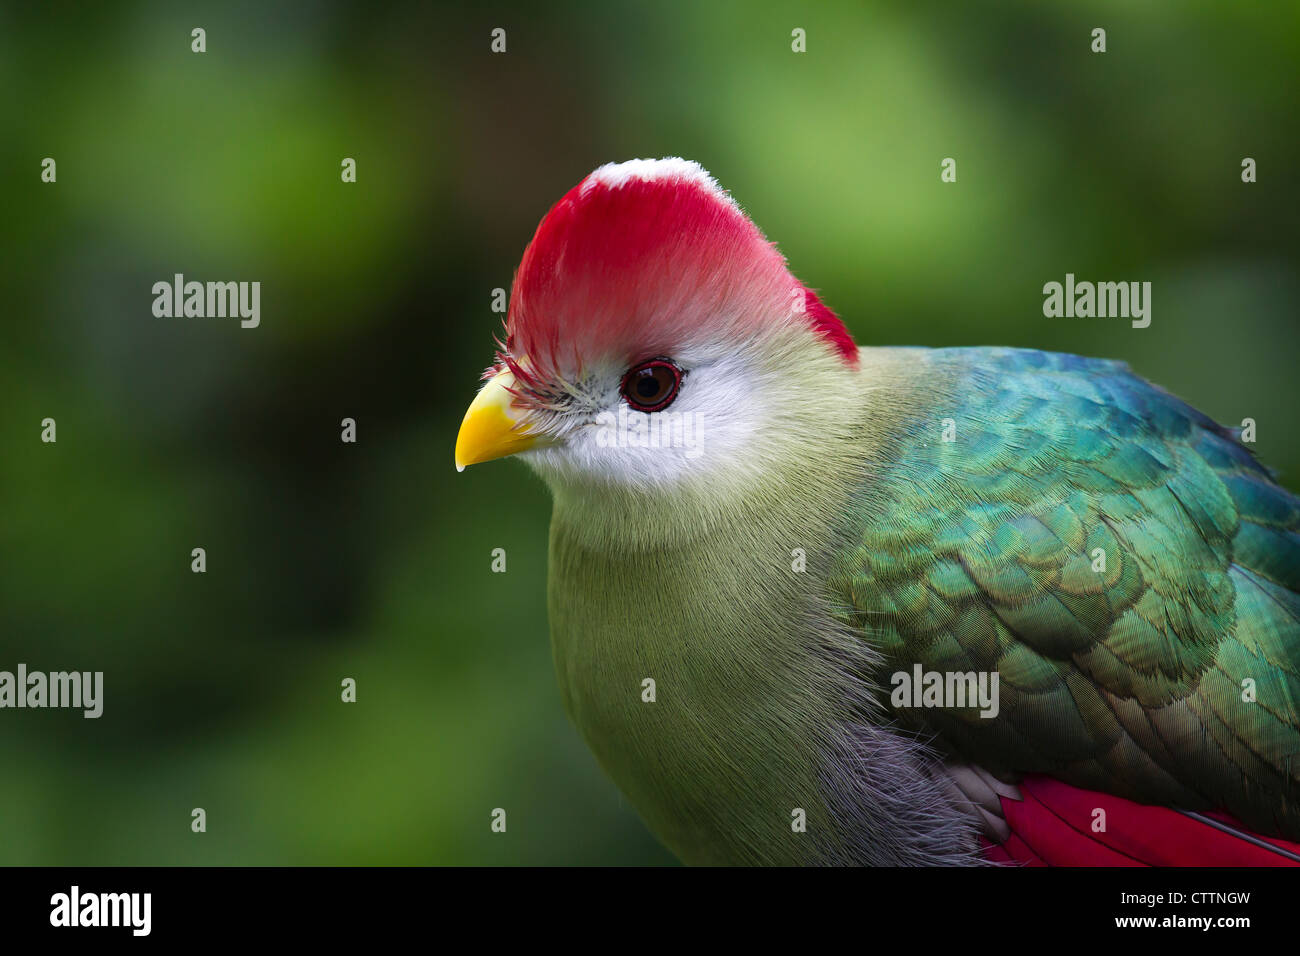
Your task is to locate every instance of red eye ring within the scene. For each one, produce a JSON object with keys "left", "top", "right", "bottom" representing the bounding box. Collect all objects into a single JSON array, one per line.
[{"left": 620, "top": 358, "right": 683, "bottom": 413}]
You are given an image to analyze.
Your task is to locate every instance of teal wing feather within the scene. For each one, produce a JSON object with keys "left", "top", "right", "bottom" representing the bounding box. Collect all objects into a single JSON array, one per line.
[{"left": 831, "top": 348, "right": 1300, "bottom": 839}]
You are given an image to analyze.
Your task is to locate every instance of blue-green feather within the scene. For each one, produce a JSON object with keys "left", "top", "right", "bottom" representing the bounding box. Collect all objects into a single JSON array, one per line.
[{"left": 831, "top": 347, "right": 1300, "bottom": 839}]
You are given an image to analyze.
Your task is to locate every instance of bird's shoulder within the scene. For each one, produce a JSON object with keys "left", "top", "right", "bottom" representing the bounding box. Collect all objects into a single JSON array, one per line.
[{"left": 830, "top": 346, "right": 1300, "bottom": 838}]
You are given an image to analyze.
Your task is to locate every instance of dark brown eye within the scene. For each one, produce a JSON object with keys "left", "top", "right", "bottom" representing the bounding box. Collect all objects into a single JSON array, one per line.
[{"left": 620, "top": 358, "right": 682, "bottom": 412}]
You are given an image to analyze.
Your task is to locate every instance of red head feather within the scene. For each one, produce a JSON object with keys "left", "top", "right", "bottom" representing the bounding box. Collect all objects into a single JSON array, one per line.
[{"left": 501, "top": 159, "right": 856, "bottom": 392}]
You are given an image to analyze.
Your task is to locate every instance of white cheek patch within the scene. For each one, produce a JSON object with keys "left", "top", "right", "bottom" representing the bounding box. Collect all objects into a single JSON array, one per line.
[
  {"left": 592, "top": 405, "right": 709, "bottom": 461},
  {"left": 528, "top": 348, "right": 768, "bottom": 491}
]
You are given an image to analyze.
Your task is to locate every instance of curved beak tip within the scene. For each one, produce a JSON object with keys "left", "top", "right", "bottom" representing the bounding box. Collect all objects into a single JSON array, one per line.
[{"left": 454, "top": 369, "right": 540, "bottom": 470}]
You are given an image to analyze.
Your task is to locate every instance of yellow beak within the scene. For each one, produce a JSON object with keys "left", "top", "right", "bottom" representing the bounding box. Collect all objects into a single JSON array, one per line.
[{"left": 455, "top": 369, "right": 540, "bottom": 471}]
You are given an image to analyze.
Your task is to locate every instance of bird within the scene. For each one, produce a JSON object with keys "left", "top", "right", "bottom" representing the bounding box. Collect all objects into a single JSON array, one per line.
[{"left": 454, "top": 157, "right": 1300, "bottom": 865}]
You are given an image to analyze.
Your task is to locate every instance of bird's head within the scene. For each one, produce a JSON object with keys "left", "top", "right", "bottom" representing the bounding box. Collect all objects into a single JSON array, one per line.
[{"left": 455, "top": 158, "right": 859, "bottom": 503}]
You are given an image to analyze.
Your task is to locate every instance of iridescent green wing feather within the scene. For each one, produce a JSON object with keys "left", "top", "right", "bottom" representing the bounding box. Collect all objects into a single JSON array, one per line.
[{"left": 831, "top": 348, "right": 1300, "bottom": 839}]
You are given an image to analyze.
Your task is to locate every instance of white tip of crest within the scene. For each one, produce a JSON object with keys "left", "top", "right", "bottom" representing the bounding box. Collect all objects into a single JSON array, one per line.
[{"left": 581, "top": 157, "right": 739, "bottom": 210}]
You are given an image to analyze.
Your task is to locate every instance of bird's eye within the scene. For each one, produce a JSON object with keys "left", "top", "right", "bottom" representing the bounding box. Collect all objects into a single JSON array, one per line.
[{"left": 620, "top": 358, "right": 682, "bottom": 412}]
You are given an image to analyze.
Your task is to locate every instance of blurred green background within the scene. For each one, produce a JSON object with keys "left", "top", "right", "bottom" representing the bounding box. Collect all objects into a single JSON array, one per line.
[{"left": 1, "top": 0, "right": 1296, "bottom": 864}]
